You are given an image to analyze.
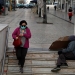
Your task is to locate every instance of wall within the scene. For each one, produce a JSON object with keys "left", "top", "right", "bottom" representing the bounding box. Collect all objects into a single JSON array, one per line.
[{"left": 0, "top": 24, "right": 8, "bottom": 62}]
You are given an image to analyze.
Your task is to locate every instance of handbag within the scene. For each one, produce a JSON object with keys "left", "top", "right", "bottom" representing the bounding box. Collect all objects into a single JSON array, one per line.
[
  {"left": 13, "top": 37, "right": 22, "bottom": 47},
  {"left": 68, "top": 12, "right": 73, "bottom": 16}
]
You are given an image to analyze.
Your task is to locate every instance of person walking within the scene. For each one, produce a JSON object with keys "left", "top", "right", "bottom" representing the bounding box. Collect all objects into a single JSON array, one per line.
[
  {"left": 68, "top": 7, "right": 73, "bottom": 22},
  {"left": 51, "top": 40, "right": 75, "bottom": 72},
  {"left": 12, "top": 20, "right": 31, "bottom": 73},
  {"left": 54, "top": 6, "right": 56, "bottom": 11}
]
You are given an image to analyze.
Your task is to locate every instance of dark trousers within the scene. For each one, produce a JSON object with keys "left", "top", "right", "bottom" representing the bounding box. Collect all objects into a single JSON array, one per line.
[
  {"left": 69, "top": 16, "right": 72, "bottom": 21},
  {"left": 15, "top": 47, "right": 28, "bottom": 67},
  {"left": 57, "top": 52, "right": 75, "bottom": 66}
]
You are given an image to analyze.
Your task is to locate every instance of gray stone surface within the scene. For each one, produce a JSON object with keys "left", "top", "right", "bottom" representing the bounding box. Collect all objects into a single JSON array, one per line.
[
  {"left": 0, "top": 8, "right": 74, "bottom": 49},
  {"left": 0, "top": 8, "right": 75, "bottom": 75},
  {"left": 48, "top": 8, "right": 75, "bottom": 23}
]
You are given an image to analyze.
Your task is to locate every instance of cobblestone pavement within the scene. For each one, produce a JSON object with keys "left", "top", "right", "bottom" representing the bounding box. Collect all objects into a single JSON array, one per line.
[{"left": 0, "top": 8, "right": 74, "bottom": 49}]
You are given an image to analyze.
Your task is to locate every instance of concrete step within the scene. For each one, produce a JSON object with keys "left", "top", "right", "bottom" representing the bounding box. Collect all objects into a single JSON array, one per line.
[
  {"left": 4, "top": 67, "right": 75, "bottom": 75},
  {"left": 7, "top": 50, "right": 58, "bottom": 54},
  {"left": 6, "top": 66, "right": 31, "bottom": 73},
  {"left": 32, "top": 68, "right": 75, "bottom": 74},
  {"left": 5, "top": 55, "right": 75, "bottom": 69},
  {"left": 7, "top": 47, "right": 51, "bottom": 52},
  {"left": 5, "top": 64, "right": 75, "bottom": 69},
  {"left": 6, "top": 60, "right": 75, "bottom": 68},
  {"left": 5, "top": 53, "right": 75, "bottom": 68},
  {"left": 5, "top": 47, "right": 75, "bottom": 75},
  {"left": 6, "top": 53, "right": 58, "bottom": 59},
  {"left": 6, "top": 57, "right": 57, "bottom": 61},
  {"left": 6, "top": 56, "right": 75, "bottom": 62},
  {"left": 4, "top": 63, "right": 75, "bottom": 75},
  {"left": 5, "top": 72, "right": 75, "bottom": 75}
]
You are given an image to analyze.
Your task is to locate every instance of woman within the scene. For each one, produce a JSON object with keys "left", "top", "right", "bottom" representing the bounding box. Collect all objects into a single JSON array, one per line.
[{"left": 12, "top": 20, "right": 31, "bottom": 73}]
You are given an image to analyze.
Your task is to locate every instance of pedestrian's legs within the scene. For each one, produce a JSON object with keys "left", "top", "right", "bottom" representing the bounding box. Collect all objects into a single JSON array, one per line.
[
  {"left": 51, "top": 54, "right": 63, "bottom": 72},
  {"left": 57, "top": 52, "right": 75, "bottom": 66},
  {"left": 56, "top": 54, "right": 66, "bottom": 66},
  {"left": 69, "top": 16, "right": 72, "bottom": 21},
  {"left": 51, "top": 53, "right": 68, "bottom": 72},
  {"left": 64, "top": 52, "right": 75, "bottom": 60},
  {"left": 19, "top": 48, "right": 28, "bottom": 73},
  {"left": 20, "top": 48, "right": 28, "bottom": 68},
  {"left": 55, "top": 7, "right": 56, "bottom": 11},
  {"left": 15, "top": 47, "right": 22, "bottom": 64}
]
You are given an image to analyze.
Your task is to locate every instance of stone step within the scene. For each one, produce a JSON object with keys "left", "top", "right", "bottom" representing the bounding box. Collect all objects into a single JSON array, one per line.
[
  {"left": 32, "top": 68, "right": 75, "bottom": 74},
  {"left": 5, "top": 64, "right": 75, "bottom": 69},
  {"left": 6, "top": 50, "right": 57, "bottom": 54},
  {"left": 6, "top": 51, "right": 75, "bottom": 62},
  {"left": 6, "top": 66, "right": 32, "bottom": 73},
  {"left": 7, "top": 50, "right": 57, "bottom": 54},
  {"left": 6, "top": 52, "right": 58, "bottom": 59},
  {"left": 33, "top": 73, "right": 75, "bottom": 75},
  {"left": 5, "top": 56, "right": 75, "bottom": 68},
  {"left": 7, "top": 47, "right": 52, "bottom": 52},
  {"left": 5, "top": 48, "right": 75, "bottom": 75},
  {"left": 4, "top": 67, "right": 75, "bottom": 74},
  {"left": 6, "top": 56, "right": 75, "bottom": 62},
  {"left": 5, "top": 72, "right": 75, "bottom": 75},
  {"left": 6, "top": 64, "right": 55, "bottom": 68},
  {"left": 5, "top": 59, "right": 32, "bottom": 64},
  {"left": 6, "top": 57, "right": 57, "bottom": 61},
  {"left": 7, "top": 60, "right": 56, "bottom": 66},
  {"left": 5, "top": 72, "right": 33, "bottom": 75}
]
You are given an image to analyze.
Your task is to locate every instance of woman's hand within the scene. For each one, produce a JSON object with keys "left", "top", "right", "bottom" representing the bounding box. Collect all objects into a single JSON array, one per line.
[
  {"left": 19, "top": 33, "right": 23, "bottom": 37},
  {"left": 16, "top": 37, "right": 18, "bottom": 40}
]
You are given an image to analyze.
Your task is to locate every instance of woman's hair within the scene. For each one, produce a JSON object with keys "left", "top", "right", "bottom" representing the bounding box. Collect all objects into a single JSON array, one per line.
[{"left": 19, "top": 20, "right": 27, "bottom": 26}]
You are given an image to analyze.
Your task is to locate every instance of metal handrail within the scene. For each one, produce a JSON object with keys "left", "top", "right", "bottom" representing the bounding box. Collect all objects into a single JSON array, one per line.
[{"left": 0, "top": 27, "right": 9, "bottom": 75}]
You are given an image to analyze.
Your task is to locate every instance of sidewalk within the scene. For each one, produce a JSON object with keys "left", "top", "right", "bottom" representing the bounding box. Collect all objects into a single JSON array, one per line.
[
  {"left": 0, "top": 8, "right": 74, "bottom": 49},
  {"left": 48, "top": 8, "right": 75, "bottom": 24}
]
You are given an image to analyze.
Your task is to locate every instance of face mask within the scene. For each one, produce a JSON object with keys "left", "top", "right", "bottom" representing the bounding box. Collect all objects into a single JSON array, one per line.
[{"left": 21, "top": 26, "right": 26, "bottom": 30}]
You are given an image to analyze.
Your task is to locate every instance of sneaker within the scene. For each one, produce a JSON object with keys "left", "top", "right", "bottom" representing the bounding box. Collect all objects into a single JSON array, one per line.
[
  {"left": 20, "top": 67, "right": 23, "bottom": 73},
  {"left": 51, "top": 67, "right": 60, "bottom": 72},
  {"left": 61, "top": 63, "right": 68, "bottom": 67}
]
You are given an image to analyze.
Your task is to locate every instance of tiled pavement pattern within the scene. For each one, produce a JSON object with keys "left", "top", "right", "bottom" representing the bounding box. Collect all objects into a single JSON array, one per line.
[{"left": 0, "top": 8, "right": 75, "bottom": 75}]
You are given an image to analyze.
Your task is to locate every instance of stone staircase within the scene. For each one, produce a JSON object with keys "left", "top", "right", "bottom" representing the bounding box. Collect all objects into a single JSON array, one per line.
[{"left": 3, "top": 47, "right": 75, "bottom": 75}]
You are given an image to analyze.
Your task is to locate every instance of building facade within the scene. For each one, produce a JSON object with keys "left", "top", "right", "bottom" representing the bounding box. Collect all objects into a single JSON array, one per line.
[{"left": 37, "top": 0, "right": 75, "bottom": 17}]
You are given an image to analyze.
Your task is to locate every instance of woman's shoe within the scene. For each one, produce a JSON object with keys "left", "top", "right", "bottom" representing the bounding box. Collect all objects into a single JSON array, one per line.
[{"left": 20, "top": 67, "right": 23, "bottom": 73}]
